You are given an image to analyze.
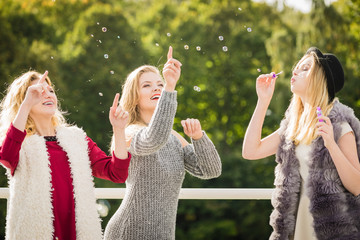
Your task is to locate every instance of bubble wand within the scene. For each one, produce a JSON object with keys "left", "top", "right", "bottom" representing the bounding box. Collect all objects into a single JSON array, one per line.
[
  {"left": 316, "top": 107, "right": 324, "bottom": 122},
  {"left": 272, "top": 71, "right": 283, "bottom": 78}
]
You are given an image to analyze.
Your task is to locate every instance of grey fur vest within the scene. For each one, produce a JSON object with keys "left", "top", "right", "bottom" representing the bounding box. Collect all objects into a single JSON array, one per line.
[{"left": 270, "top": 101, "right": 360, "bottom": 240}]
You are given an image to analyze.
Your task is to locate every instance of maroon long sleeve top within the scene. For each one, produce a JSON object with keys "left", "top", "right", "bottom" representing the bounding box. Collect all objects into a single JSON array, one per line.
[{"left": 0, "top": 124, "right": 131, "bottom": 240}]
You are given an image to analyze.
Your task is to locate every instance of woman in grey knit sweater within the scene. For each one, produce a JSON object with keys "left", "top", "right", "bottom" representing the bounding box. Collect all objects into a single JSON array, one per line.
[{"left": 104, "top": 46, "right": 222, "bottom": 240}]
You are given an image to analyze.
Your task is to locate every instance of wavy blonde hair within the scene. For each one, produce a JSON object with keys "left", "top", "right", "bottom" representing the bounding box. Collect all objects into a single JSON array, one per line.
[
  {"left": 0, "top": 71, "right": 66, "bottom": 141},
  {"left": 120, "top": 65, "right": 162, "bottom": 126},
  {"left": 110, "top": 65, "right": 162, "bottom": 151},
  {"left": 285, "top": 52, "right": 334, "bottom": 145}
]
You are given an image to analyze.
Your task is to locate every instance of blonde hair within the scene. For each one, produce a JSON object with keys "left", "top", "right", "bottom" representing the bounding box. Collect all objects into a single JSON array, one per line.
[
  {"left": 285, "top": 52, "right": 334, "bottom": 145},
  {"left": 110, "top": 65, "right": 162, "bottom": 152},
  {"left": 0, "top": 71, "right": 66, "bottom": 141},
  {"left": 120, "top": 65, "right": 162, "bottom": 126}
]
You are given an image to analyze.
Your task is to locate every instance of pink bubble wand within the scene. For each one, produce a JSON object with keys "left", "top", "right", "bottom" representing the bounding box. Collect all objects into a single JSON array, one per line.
[{"left": 316, "top": 107, "right": 324, "bottom": 122}]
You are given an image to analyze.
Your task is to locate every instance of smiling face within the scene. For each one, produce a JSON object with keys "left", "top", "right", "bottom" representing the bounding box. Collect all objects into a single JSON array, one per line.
[
  {"left": 137, "top": 71, "right": 164, "bottom": 115},
  {"left": 29, "top": 80, "right": 58, "bottom": 120},
  {"left": 291, "top": 55, "right": 313, "bottom": 99}
]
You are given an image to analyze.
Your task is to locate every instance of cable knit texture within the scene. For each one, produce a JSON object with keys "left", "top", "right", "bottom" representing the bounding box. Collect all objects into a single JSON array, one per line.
[
  {"left": 104, "top": 90, "right": 222, "bottom": 240},
  {"left": 5, "top": 126, "right": 103, "bottom": 240},
  {"left": 270, "top": 101, "right": 360, "bottom": 240}
]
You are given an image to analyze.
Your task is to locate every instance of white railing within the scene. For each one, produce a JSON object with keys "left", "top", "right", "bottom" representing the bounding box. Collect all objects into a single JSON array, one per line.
[{"left": 0, "top": 188, "right": 274, "bottom": 200}]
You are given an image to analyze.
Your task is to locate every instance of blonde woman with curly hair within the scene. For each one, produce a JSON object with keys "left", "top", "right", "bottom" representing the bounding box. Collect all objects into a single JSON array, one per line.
[
  {"left": 242, "top": 47, "right": 360, "bottom": 239},
  {"left": 0, "top": 70, "right": 131, "bottom": 240},
  {"left": 104, "top": 47, "right": 222, "bottom": 240}
]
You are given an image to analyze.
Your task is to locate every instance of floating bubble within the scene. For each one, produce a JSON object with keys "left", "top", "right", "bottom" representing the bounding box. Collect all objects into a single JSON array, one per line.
[
  {"left": 196, "top": 46, "right": 201, "bottom": 51},
  {"left": 110, "top": 70, "right": 114, "bottom": 74},
  {"left": 99, "top": 92, "right": 103, "bottom": 96},
  {"left": 193, "top": 86, "right": 201, "bottom": 92},
  {"left": 184, "top": 45, "right": 189, "bottom": 50},
  {"left": 218, "top": 36, "right": 224, "bottom": 41},
  {"left": 104, "top": 54, "right": 109, "bottom": 59},
  {"left": 97, "top": 22, "right": 100, "bottom": 25},
  {"left": 257, "top": 68, "right": 261, "bottom": 72},
  {"left": 238, "top": 7, "right": 242, "bottom": 11},
  {"left": 102, "top": 27, "right": 107, "bottom": 32},
  {"left": 167, "top": 33, "right": 171, "bottom": 37},
  {"left": 98, "top": 40, "right": 102, "bottom": 43},
  {"left": 90, "top": 34, "right": 94, "bottom": 37},
  {"left": 117, "top": 36, "right": 120, "bottom": 39},
  {"left": 247, "top": 27, "right": 252, "bottom": 32},
  {"left": 155, "top": 43, "right": 159, "bottom": 47},
  {"left": 50, "top": 56, "right": 54, "bottom": 59},
  {"left": 222, "top": 46, "right": 228, "bottom": 52},
  {"left": 266, "top": 109, "right": 272, "bottom": 116}
]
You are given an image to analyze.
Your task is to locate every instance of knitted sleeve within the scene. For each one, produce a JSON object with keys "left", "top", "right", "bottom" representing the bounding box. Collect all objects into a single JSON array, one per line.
[
  {"left": 129, "top": 90, "right": 177, "bottom": 156},
  {"left": 183, "top": 131, "right": 222, "bottom": 179}
]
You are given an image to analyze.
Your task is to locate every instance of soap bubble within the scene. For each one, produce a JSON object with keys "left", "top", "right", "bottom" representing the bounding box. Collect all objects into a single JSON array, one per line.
[
  {"left": 196, "top": 46, "right": 201, "bottom": 51},
  {"left": 104, "top": 54, "right": 109, "bottom": 59},
  {"left": 218, "top": 36, "right": 224, "bottom": 41},
  {"left": 257, "top": 68, "right": 261, "bottom": 72},
  {"left": 184, "top": 45, "right": 189, "bottom": 50},
  {"left": 247, "top": 27, "right": 252, "bottom": 32},
  {"left": 102, "top": 27, "right": 107, "bottom": 32},
  {"left": 99, "top": 92, "right": 103, "bottom": 97},
  {"left": 222, "top": 46, "right": 228, "bottom": 52},
  {"left": 110, "top": 70, "right": 114, "bottom": 75},
  {"left": 193, "top": 86, "right": 201, "bottom": 92},
  {"left": 155, "top": 43, "right": 159, "bottom": 47},
  {"left": 167, "top": 33, "right": 171, "bottom": 37}
]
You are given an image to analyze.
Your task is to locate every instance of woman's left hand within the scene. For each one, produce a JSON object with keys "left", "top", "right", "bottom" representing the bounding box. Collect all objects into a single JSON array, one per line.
[
  {"left": 316, "top": 115, "right": 335, "bottom": 148},
  {"left": 181, "top": 118, "right": 203, "bottom": 140},
  {"left": 109, "top": 93, "right": 129, "bottom": 129}
]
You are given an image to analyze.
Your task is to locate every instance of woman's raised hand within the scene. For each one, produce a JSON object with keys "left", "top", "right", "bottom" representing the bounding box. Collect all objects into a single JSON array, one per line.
[
  {"left": 256, "top": 72, "right": 277, "bottom": 104},
  {"left": 23, "top": 70, "right": 49, "bottom": 108},
  {"left": 181, "top": 118, "right": 203, "bottom": 140},
  {"left": 109, "top": 93, "right": 129, "bottom": 129},
  {"left": 163, "top": 46, "right": 182, "bottom": 92}
]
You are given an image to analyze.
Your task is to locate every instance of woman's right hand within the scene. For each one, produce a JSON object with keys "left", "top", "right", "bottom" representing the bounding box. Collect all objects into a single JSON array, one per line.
[
  {"left": 256, "top": 72, "right": 277, "bottom": 104},
  {"left": 163, "top": 46, "right": 182, "bottom": 92},
  {"left": 22, "top": 70, "right": 49, "bottom": 109}
]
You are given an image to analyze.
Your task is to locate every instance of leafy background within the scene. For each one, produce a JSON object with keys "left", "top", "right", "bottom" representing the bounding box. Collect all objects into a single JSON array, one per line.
[{"left": 0, "top": 0, "right": 359, "bottom": 239}]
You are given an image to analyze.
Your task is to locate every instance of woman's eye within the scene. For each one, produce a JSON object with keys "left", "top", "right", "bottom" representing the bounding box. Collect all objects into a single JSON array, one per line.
[
  {"left": 143, "top": 84, "right": 150, "bottom": 87},
  {"left": 158, "top": 84, "right": 164, "bottom": 87}
]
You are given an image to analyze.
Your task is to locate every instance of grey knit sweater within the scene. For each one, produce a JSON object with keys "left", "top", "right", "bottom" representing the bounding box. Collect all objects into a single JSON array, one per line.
[{"left": 104, "top": 90, "right": 222, "bottom": 240}]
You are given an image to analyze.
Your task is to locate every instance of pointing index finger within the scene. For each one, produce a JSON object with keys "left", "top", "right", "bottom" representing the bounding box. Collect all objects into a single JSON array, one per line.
[
  {"left": 38, "top": 70, "right": 48, "bottom": 84},
  {"left": 112, "top": 93, "right": 120, "bottom": 109},
  {"left": 167, "top": 46, "right": 173, "bottom": 60}
]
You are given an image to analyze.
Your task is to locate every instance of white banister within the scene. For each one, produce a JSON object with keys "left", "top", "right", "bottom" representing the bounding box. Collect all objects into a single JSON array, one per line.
[{"left": 0, "top": 188, "right": 274, "bottom": 200}]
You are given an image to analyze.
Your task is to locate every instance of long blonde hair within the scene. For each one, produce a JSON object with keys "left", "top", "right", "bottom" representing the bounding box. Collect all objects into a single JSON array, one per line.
[
  {"left": 0, "top": 71, "right": 66, "bottom": 141},
  {"left": 110, "top": 65, "right": 162, "bottom": 152},
  {"left": 120, "top": 65, "right": 162, "bottom": 126},
  {"left": 285, "top": 52, "right": 334, "bottom": 145}
]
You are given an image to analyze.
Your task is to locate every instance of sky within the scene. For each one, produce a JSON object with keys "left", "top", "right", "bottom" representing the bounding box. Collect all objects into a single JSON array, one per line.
[{"left": 252, "top": 0, "right": 338, "bottom": 13}]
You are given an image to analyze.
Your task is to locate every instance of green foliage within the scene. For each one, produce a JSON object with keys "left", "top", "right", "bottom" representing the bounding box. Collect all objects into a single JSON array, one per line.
[{"left": 0, "top": 0, "right": 359, "bottom": 239}]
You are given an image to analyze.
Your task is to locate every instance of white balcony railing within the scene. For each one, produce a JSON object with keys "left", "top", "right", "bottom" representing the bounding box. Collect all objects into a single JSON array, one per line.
[{"left": 0, "top": 188, "right": 273, "bottom": 200}]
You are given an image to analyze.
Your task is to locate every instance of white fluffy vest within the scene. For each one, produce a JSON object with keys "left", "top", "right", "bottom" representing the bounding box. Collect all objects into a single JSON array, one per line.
[{"left": 5, "top": 126, "right": 103, "bottom": 240}]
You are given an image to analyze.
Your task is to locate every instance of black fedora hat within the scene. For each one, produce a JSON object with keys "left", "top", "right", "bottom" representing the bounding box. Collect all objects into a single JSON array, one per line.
[{"left": 306, "top": 47, "right": 344, "bottom": 102}]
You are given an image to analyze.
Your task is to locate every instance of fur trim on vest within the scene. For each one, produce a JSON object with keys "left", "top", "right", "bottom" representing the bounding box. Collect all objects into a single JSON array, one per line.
[
  {"left": 5, "top": 126, "right": 103, "bottom": 240},
  {"left": 270, "top": 101, "right": 360, "bottom": 240}
]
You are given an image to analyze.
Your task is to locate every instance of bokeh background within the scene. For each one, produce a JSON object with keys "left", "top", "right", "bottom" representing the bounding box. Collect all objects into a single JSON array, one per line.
[{"left": 0, "top": 0, "right": 359, "bottom": 239}]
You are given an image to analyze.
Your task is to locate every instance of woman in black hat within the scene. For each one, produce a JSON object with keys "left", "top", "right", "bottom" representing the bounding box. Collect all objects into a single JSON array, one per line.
[{"left": 242, "top": 47, "right": 360, "bottom": 240}]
